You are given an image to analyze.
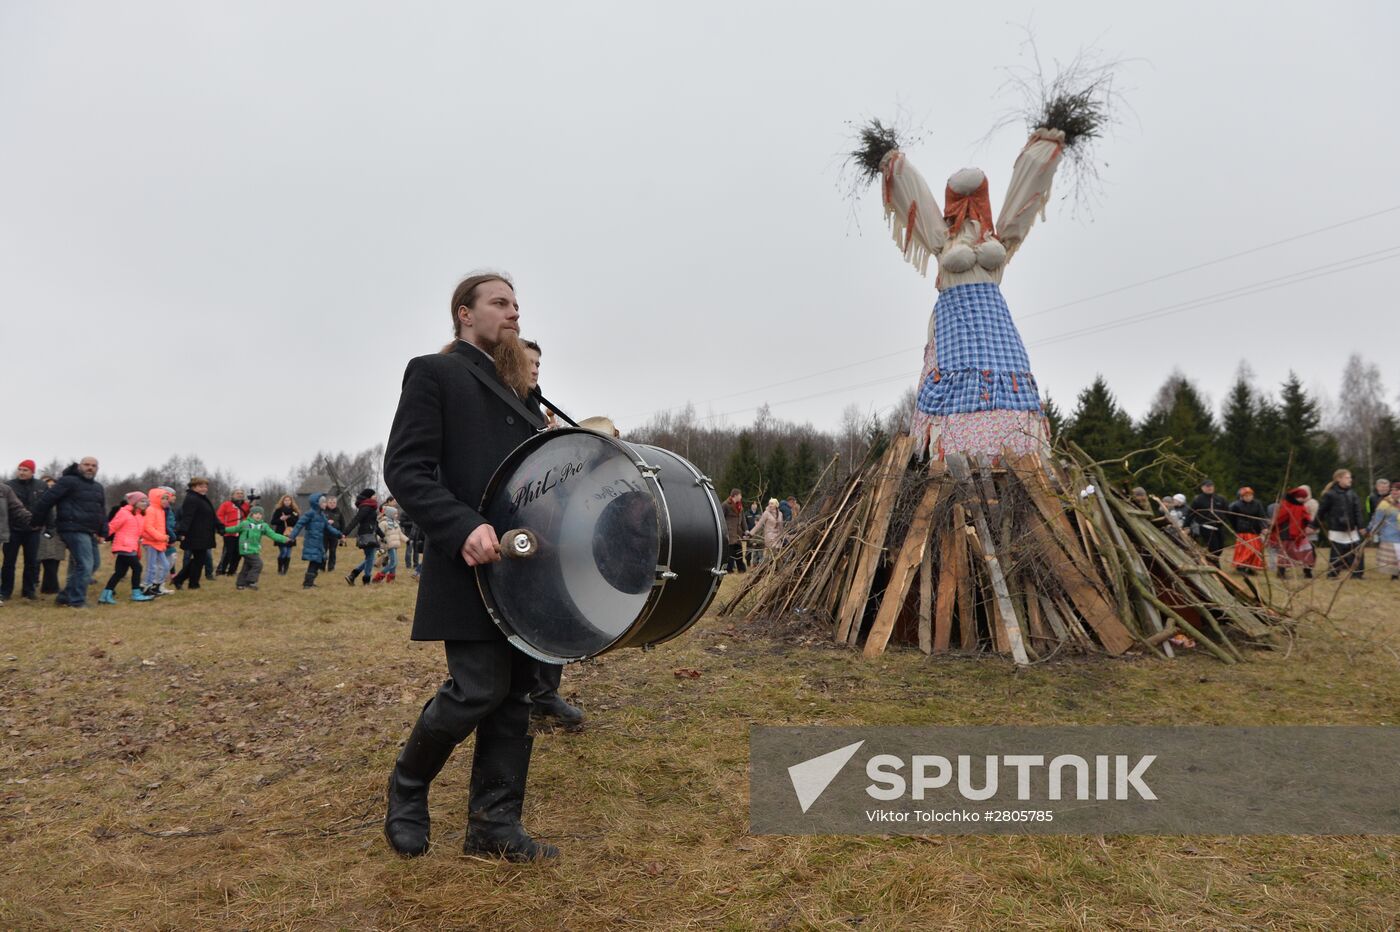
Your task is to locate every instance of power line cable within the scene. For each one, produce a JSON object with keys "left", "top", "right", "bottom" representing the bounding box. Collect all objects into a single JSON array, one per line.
[
  {"left": 621, "top": 205, "right": 1400, "bottom": 422},
  {"left": 682, "top": 246, "right": 1400, "bottom": 424}
]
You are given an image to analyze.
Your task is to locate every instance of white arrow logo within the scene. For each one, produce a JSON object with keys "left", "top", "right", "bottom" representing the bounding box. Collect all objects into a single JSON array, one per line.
[{"left": 788, "top": 740, "right": 865, "bottom": 813}]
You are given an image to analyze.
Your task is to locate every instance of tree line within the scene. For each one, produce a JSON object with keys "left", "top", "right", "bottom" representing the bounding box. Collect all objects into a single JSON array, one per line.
[
  {"left": 631, "top": 353, "right": 1399, "bottom": 504},
  {"left": 71, "top": 353, "right": 1394, "bottom": 517}
]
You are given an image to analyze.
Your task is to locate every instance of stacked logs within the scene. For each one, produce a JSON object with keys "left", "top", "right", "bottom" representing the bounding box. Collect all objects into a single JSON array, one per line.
[{"left": 721, "top": 437, "right": 1287, "bottom": 665}]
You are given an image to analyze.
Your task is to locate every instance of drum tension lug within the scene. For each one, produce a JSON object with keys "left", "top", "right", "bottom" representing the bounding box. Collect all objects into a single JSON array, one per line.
[
  {"left": 636, "top": 461, "right": 660, "bottom": 478},
  {"left": 710, "top": 567, "right": 728, "bottom": 578},
  {"left": 655, "top": 567, "right": 678, "bottom": 584}
]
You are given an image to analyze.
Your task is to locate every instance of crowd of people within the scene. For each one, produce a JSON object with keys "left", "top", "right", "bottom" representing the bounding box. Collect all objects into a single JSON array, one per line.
[
  {"left": 0, "top": 457, "right": 426, "bottom": 609},
  {"left": 720, "top": 490, "right": 802, "bottom": 572},
  {"left": 1133, "top": 469, "right": 1399, "bottom": 581}
]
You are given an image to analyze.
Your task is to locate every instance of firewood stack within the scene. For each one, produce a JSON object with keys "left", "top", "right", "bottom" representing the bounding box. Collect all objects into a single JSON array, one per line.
[{"left": 721, "top": 437, "right": 1287, "bottom": 665}]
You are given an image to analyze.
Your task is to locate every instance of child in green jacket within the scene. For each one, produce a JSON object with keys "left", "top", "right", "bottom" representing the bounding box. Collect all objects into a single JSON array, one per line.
[{"left": 224, "top": 505, "right": 289, "bottom": 590}]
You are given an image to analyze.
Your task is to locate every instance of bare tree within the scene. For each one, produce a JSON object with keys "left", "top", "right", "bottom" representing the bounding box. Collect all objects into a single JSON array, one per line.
[{"left": 1331, "top": 353, "right": 1389, "bottom": 484}]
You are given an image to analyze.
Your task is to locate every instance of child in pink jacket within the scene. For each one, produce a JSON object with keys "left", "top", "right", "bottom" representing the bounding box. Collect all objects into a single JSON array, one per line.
[{"left": 102, "top": 492, "right": 154, "bottom": 603}]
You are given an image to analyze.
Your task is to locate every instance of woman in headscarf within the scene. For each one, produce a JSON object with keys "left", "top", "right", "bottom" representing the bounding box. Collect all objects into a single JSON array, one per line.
[
  {"left": 1269, "top": 487, "right": 1317, "bottom": 579},
  {"left": 1227, "top": 487, "right": 1268, "bottom": 576}
]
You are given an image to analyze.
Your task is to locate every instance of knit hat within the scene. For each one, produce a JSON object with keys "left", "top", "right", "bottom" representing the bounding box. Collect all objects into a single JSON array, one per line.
[
  {"left": 1239, "top": 486, "right": 1254, "bottom": 496},
  {"left": 1200, "top": 478, "right": 1215, "bottom": 488},
  {"left": 18, "top": 459, "right": 35, "bottom": 471},
  {"left": 125, "top": 491, "right": 145, "bottom": 506},
  {"left": 359, "top": 488, "right": 376, "bottom": 500},
  {"left": 384, "top": 505, "right": 398, "bottom": 519},
  {"left": 250, "top": 504, "right": 264, "bottom": 516}
]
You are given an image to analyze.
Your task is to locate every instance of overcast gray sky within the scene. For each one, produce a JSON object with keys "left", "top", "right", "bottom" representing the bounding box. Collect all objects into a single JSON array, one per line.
[{"left": 4, "top": 1, "right": 1398, "bottom": 481}]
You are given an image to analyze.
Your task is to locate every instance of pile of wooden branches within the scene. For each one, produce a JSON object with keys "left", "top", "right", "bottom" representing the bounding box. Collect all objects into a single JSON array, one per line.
[{"left": 722, "top": 437, "right": 1287, "bottom": 665}]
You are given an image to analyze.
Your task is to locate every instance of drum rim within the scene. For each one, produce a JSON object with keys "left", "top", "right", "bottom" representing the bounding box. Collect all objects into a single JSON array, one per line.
[
  {"left": 476, "top": 427, "right": 673, "bottom": 663},
  {"left": 613, "top": 442, "right": 727, "bottom": 650}
]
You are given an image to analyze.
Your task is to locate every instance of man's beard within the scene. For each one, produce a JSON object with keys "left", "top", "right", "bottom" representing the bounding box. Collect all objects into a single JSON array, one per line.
[{"left": 491, "top": 332, "right": 534, "bottom": 398}]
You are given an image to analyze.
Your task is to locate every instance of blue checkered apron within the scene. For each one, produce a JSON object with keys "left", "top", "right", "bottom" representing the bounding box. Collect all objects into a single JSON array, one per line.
[{"left": 917, "top": 282, "right": 1041, "bottom": 416}]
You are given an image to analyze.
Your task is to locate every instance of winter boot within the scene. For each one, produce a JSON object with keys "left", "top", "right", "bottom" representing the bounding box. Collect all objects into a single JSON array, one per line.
[
  {"left": 385, "top": 572, "right": 396, "bottom": 583},
  {"left": 98, "top": 589, "right": 117, "bottom": 605},
  {"left": 464, "top": 736, "right": 558, "bottom": 862},
  {"left": 373, "top": 571, "right": 386, "bottom": 583},
  {"left": 384, "top": 714, "right": 456, "bottom": 857},
  {"left": 346, "top": 568, "right": 360, "bottom": 585},
  {"left": 131, "top": 589, "right": 154, "bottom": 602},
  {"left": 362, "top": 573, "right": 371, "bottom": 586},
  {"left": 531, "top": 691, "right": 585, "bottom": 727}
]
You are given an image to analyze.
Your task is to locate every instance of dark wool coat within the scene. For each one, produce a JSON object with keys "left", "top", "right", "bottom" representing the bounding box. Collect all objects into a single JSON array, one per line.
[
  {"left": 384, "top": 341, "right": 542, "bottom": 641},
  {"left": 176, "top": 490, "right": 220, "bottom": 549},
  {"left": 1228, "top": 498, "right": 1270, "bottom": 535},
  {"left": 29, "top": 463, "right": 109, "bottom": 537},
  {"left": 1317, "top": 485, "right": 1365, "bottom": 533}
]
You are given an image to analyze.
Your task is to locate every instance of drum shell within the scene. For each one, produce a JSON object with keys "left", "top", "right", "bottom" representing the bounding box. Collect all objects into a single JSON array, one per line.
[
  {"left": 476, "top": 429, "right": 724, "bottom": 662},
  {"left": 611, "top": 443, "right": 725, "bottom": 650}
]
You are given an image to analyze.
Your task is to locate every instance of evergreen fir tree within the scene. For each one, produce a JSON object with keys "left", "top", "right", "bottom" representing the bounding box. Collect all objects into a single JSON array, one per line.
[
  {"left": 1219, "top": 371, "right": 1256, "bottom": 493},
  {"left": 791, "top": 440, "right": 820, "bottom": 500},
  {"left": 1063, "top": 376, "right": 1136, "bottom": 476},
  {"left": 765, "top": 444, "right": 792, "bottom": 499},
  {"left": 720, "top": 431, "right": 762, "bottom": 499},
  {"left": 1278, "top": 372, "right": 1339, "bottom": 490},
  {"left": 1041, "top": 394, "right": 1065, "bottom": 438},
  {"left": 1136, "top": 373, "right": 1228, "bottom": 493}
]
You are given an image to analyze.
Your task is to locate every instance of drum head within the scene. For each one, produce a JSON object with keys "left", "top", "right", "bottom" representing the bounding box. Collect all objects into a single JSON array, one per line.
[{"left": 478, "top": 429, "right": 668, "bottom": 662}]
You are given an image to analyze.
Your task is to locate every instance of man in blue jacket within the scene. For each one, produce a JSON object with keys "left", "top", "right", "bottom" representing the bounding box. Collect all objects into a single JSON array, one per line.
[{"left": 28, "top": 457, "right": 107, "bottom": 608}]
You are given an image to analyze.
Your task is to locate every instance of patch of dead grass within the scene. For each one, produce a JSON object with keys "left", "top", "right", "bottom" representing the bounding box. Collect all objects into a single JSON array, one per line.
[{"left": 1, "top": 569, "right": 1397, "bottom": 929}]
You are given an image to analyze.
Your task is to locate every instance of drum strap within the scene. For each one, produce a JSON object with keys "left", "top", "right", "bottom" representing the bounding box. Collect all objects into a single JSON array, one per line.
[{"left": 449, "top": 353, "right": 579, "bottom": 430}]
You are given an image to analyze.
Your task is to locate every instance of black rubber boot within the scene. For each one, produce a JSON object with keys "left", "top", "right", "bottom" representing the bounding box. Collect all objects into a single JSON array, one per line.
[
  {"left": 464, "top": 736, "right": 558, "bottom": 862},
  {"left": 531, "top": 691, "right": 585, "bottom": 727},
  {"left": 346, "top": 567, "right": 361, "bottom": 585},
  {"left": 361, "top": 573, "right": 371, "bottom": 586},
  {"left": 384, "top": 716, "right": 456, "bottom": 857}
]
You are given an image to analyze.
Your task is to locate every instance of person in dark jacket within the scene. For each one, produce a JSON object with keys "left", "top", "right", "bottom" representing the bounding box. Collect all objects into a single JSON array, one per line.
[
  {"left": 215, "top": 489, "right": 252, "bottom": 576},
  {"left": 270, "top": 495, "right": 300, "bottom": 575},
  {"left": 1317, "top": 468, "right": 1367, "bottom": 579},
  {"left": 0, "top": 483, "right": 34, "bottom": 605},
  {"left": 172, "top": 477, "right": 219, "bottom": 590},
  {"left": 286, "top": 492, "right": 343, "bottom": 588},
  {"left": 28, "top": 457, "right": 107, "bottom": 608},
  {"left": 1188, "top": 479, "right": 1230, "bottom": 566},
  {"left": 400, "top": 509, "right": 422, "bottom": 574},
  {"left": 2, "top": 459, "right": 43, "bottom": 601},
  {"left": 381, "top": 272, "right": 558, "bottom": 862},
  {"left": 35, "top": 474, "right": 66, "bottom": 594},
  {"left": 322, "top": 494, "right": 343, "bottom": 572},
  {"left": 1227, "top": 486, "right": 1269, "bottom": 575},
  {"left": 343, "top": 488, "right": 383, "bottom": 586},
  {"left": 1368, "top": 478, "right": 1390, "bottom": 517}
]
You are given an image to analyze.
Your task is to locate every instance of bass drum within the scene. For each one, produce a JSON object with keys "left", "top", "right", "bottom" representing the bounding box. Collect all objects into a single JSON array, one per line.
[{"left": 476, "top": 427, "right": 726, "bottom": 663}]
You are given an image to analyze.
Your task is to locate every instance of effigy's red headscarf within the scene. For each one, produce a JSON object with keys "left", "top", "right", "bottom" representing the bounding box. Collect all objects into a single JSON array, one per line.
[{"left": 943, "top": 174, "right": 996, "bottom": 244}]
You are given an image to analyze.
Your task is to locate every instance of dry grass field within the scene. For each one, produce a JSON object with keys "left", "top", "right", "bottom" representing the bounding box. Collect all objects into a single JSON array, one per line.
[{"left": 2, "top": 558, "right": 1398, "bottom": 930}]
